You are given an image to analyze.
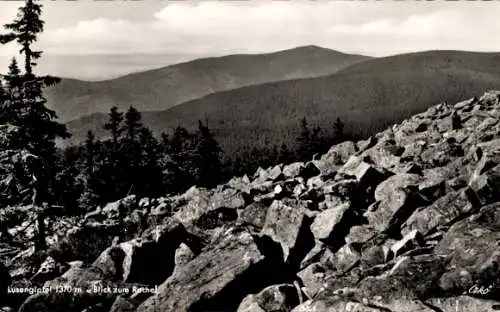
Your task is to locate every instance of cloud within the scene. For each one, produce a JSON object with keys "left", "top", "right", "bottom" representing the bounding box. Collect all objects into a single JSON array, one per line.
[
  {"left": 38, "top": 2, "right": 500, "bottom": 57},
  {"left": 41, "top": 18, "right": 159, "bottom": 54},
  {"left": 330, "top": 9, "right": 475, "bottom": 39}
]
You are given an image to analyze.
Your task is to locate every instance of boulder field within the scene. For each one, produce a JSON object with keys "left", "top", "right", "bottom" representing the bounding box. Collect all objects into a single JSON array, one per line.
[{"left": 1, "top": 91, "right": 500, "bottom": 312}]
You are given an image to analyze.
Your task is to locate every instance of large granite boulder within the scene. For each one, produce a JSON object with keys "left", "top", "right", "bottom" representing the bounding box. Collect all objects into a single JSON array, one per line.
[
  {"left": 261, "top": 200, "right": 315, "bottom": 268},
  {"left": 436, "top": 203, "right": 500, "bottom": 295},
  {"left": 135, "top": 228, "right": 287, "bottom": 312}
]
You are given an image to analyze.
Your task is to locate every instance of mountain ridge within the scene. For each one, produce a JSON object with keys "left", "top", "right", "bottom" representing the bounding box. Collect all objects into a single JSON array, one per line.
[
  {"left": 106, "top": 45, "right": 367, "bottom": 83},
  {"left": 62, "top": 50, "right": 500, "bottom": 159},
  {"left": 45, "top": 45, "right": 371, "bottom": 122}
]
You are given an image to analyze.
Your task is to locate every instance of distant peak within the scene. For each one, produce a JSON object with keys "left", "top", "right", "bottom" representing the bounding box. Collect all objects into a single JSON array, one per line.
[
  {"left": 298, "top": 45, "right": 326, "bottom": 49},
  {"left": 292, "top": 45, "right": 330, "bottom": 51},
  {"left": 282, "top": 45, "right": 350, "bottom": 56}
]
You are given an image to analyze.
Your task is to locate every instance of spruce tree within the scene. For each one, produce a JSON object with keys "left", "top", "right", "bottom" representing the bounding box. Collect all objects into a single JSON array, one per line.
[
  {"left": 249, "top": 147, "right": 262, "bottom": 173},
  {"left": 220, "top": 156, "right": 233, "bottom": 181},
  {"left": 120, "top": 106, "right": 143, "bottom": 195},
  {"left": 0, "top": 80, "right": 5, "bottom": 101},
  {"left": 310, "top": 125, "right": 322, "bottom": 153},
  {"left": 0, "top": 0, "right": 70, "bottom": 158},
  {"left": 1, "top": 1, "right": 70, "bottom": 251},
  {"left": 0, "top": 59, "right": 22, "bottom": 124},
  {"left": 170, "top": 126, "right": 189, "bottom": 153},
  {"left": 1, "top": 0, "right": 44, "bottom": 75},
  {"left": 0, "top": 80, "right": 6, "bottom": 123},
  {"left": 269, "top": 145, "right": 279, "bottom": 165},
  {"left": 333, "top": 117, "right": 345, "bottom": 142},
  {"left": 3, "top": 58, "right": 22, "bottom": 93},
  {"left": 78, "top": 167, "right": 103, "bottom": 211},
  {"left": 169, "top": 126, "right": 197, "bottom": 192},
  {"left": 158, "top": 131, "right": 175, "bottom": 193},
  {"left": 103, "top": 106, "right": 123, "bottom": 155},
  {"left": 123, "top": 106, "right": 142, "bottom": 143},
  {"left": 296, "top": 117, "right": 311, "bottom": 161},
  {"left": 160, "top": 132, "right": 171, "bottom": 153},
  {"left": 195, "top": 120, "right": 222, "bottom": 187},
  {"left": 53, "top": 146, "right": 83, "bottom": 214},
  {"left": 137, "top": 127, "right": 163, "bottom": 198},
  {"left": 122, "top": 106, "right": 143, "bottom": 165},
  {"left": 232, "top": 156, "right": 243, "bottom": 176},
  {"left": 84, "top": 130, "right": 95, "bottom": 173},
  {"left": 278, "top": 143, "right": 292, "bottom": 164},
  {"left": 295, "top": 117, "right": 326, "bottom": 161},
  {"left": 101, "top": 106, "right": 127, "bottom": 197},
  {"left": 77, "top": 131, "right": 104, "bottom": 211}
]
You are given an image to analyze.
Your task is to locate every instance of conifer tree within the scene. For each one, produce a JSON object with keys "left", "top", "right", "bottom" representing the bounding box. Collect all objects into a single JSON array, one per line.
[
  {"left": 53, "top": 146, "right": 83, "bottom": 214},
  {"left": 333, "top": 117, "right": 345, "bottom": 142},
  {"left": 232, "top": 156, "right": 243, "bottom": 176},
  {"left": 170, "top": 126, "right": 189, "bottom": 153},
  {"left": 295, "top": 117, "right": 325, "bottom": 161},
  {"left": 0, "top": 80, "right": 5, "bottom": 101},
  {"left": 220, "top": 155, "right": 233, "bottom": 181},
  {"left": 0, "top": 58, "right": 22, "bottom": 125},
  {"left": 103, "top": 106, "right": 123, "bottom": 155},
  {"left": 1, "top": 0, "right": 43, "bottom": 76},
  {"left": 158, "top": 131, "right": 176, "bottom": 192},
  {"left": 3, "top": 58, "right": 21, "bottom": 93},
  {"left": 121, "top": 106, "right": 143, "bottom": 191},
  {"left": 296, "top": 117, "right": 312, "bottom": 161},
  {"left": 249, "top": 147, "right": 262, "bottom": 173},
  {"left": 137, "top": 127, "right": 163, "bottom": 198},
  {"left": 168, "top": 126, "right": 198, "bottom": 191},
  {"left": 1, "top": 1, "right": 70, "bottom": 248},
  {"left": 160, "top": 132, "right": 171, "bottom": 152},
  {"left": 0, "top": 0, "right": 70, "bottom": 160},
  {"left": 0, "top": 80, "right": 6, "bottom": 123},
  {"left": 101, "top": 106, "right": 128, "bottom": 197},
  {"left": 78, "top": 167, "right": 103, "bottom": 211},
  {"left": 77, "top": 131, "right": 104, "bottom": 210},
  {"left": 123, "top": 106, "right": 142, "bottom": 142},
  {"left": 269, "top": 145, "right": 279, "bottom": 165},
  {"left": 113, "top": 107, "right": 142, "bottom": 196},
  {"left": 84, "top": 130, "right": 95, "bottom": 173},
  {"left": 138, "top": 128, "right": 158, "bottom": 158},
  {"left": 0, "top": 59, "right": 22, "bottom": 124},
  {"left": 278, "top": 143, "right": 292, "bottom": 164},
  {"left": 195, "top": 120, "right": 222, "bottom": 187},
  {"left": 310, "top": 125, "right": 322, "bottom": 153}
]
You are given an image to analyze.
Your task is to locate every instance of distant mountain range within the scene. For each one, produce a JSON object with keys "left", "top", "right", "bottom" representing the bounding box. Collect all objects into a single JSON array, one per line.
[
  {"left": 46, "top": 45, "right": 370, "bottom": 123},
  {"left": 62, "top": 50, "right": 500, "bottom": 158}
]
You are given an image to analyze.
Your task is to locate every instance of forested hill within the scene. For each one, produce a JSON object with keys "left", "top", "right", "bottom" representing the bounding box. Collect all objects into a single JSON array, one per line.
[
  {"left": 44, "top": 46, "right": 370, "bottom": 122},
  {"left": 64, "top": 50, "right": 500, "bottom": 159}
]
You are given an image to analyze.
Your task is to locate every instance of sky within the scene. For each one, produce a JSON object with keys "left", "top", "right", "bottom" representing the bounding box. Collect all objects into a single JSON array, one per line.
[{"left": 0, "top": 0, "right": 499, "bottom": 80}]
